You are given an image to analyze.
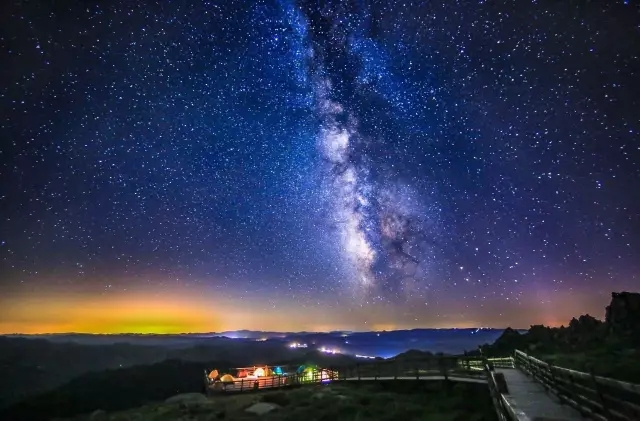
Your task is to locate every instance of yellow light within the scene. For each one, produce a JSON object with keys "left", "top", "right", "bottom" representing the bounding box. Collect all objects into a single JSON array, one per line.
[
  {"left": 304, "top": 368, "right": 314, "bottom": 381},
  {"left": 254, "top": 367, "right": 265, "bottom": 377}
]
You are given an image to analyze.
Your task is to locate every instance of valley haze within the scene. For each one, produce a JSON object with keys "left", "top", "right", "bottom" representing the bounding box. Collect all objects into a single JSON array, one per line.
[
  {"left": 5, "top": 327, "right": 511, "bottom": 358},
  {"left": 0, "top": 328, "right": 510, "bottom": 411}
]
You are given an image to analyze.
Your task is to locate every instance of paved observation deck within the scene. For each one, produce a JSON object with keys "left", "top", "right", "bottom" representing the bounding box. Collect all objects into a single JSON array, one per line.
[{"left": 497, "top": 367, "right": 583, "bottom": 421}]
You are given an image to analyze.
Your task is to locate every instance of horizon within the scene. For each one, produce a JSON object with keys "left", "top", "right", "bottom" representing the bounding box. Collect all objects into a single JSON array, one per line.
[
  {"left": 0, "top": 285, "right": 614, "bottom": 334},
  {"left": 3, "top": 327, "right": 520, "bottom": 336}
]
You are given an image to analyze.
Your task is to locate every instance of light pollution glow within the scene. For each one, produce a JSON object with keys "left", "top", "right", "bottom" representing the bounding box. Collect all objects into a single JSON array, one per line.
[{"left": 0, "top": 285, "right": 612, "bottom": 334}]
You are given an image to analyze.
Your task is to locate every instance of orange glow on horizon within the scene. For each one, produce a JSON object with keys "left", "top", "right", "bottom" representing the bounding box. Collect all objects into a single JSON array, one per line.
[
  {"left": 0, "top": 291, "right": 224, "bottom": 334},
  {"left": 0, "top": 284, "right": 612, "bottom": 334}
]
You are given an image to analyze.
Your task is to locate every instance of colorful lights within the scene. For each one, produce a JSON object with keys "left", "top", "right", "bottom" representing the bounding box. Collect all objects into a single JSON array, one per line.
[
  {"left": 304, "top": 367, "right": 314, "bottom": 381},
  {"left": 208, "top": 364, "right": 337, "bottom": 391}
]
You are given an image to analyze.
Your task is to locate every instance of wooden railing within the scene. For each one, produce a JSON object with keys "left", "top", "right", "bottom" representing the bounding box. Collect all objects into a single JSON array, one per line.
[
  {"left": 514, "top": 349, "right": 640, "bottom": 421},
  {"left": 204, "top": 354, "right": 511, "bottom": 394},
  {"left": 204, "top": 350, "right": 640, "bottom": 421},
  {"left": 485, "top": 361, "right": 530, "bottom": 421}
]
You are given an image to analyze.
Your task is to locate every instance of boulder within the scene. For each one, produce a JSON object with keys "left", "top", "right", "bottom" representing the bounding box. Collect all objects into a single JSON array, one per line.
[
  {"left": 165, "top": 393, "right": 210, "bottom": 406},
  {"left": 89, "top": 409, "right": 107, "bottom": 421},
  {"left": 245, "top": 402, "right": 280, "bottom": 415}
]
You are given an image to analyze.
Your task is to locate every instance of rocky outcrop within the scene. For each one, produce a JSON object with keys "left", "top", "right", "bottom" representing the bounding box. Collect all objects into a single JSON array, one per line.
[
  {"left": 165, "top": 393, "right": 210, "bottom": 406},
  {"left": 606, "top": 291, "right": 640, "bottom": 342},
  {"left": 89, "top": 409, "right": 107, "bottom": 421},
  {"left": 481, "top": 291, "right": 640, "bottom": 356},
  {"left": 245, "top": 402, "right": 281, "bottom": 415}
]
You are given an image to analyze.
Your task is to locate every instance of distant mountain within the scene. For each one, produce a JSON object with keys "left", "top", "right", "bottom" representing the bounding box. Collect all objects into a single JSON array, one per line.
[
  {"left": 0, "top": 328, "right": 507, "bottom": 409},
  {"left": 0, "top": 335, "right": 313, "bottom": 409},
  {"left": 0, "top": 359, "right": 226, "bottom": 421},
  {"left": 0, "top": 349, "right": 361, "bottom": 421}
]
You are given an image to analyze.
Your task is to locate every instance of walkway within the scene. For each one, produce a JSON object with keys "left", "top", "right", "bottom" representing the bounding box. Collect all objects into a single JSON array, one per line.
[
  {"left": 215, "top": 375, "right": 488, "bottom": 392},
  {"left": 341, "top": 375, "right": 487, "bottom": 384},
  {"left": 207, "top": 352, "right": 639, "bottom": 420},
  {"left": 496, "top": 368, "right": 584, "bottom": 421}
]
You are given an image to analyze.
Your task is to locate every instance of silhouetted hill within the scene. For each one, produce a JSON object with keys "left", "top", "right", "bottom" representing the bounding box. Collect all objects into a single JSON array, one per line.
[
  {"left": 0, "top": 351, "right": 359, "bottom": 421},
  {"left": 0, "top": 335, "right": 315, "bottom": 409},
  {"left": 480, "top": 291, "right": 640, "bottom": 382},
  {"left": 0, "top": 336, "right": 168, "bottom": 409},
  {"left": 273, "top": 350, "right": 358, "bottom": 367},
  {"left": 0, "top": 359, "right": 228, "bottom": 421},
  {"left": 393, "top": 349, "right": 434, "bottom": 360}
]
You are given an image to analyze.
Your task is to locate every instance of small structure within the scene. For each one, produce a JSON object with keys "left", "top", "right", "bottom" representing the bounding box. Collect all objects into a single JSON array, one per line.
[
  {"left": 208, "top": 369, "right": 219, "bottom": 381},
  {"left": 220, "top": 374, "right": 235, "bottom": 383},
  {"left": 296, "top": 364, "right": 338, "bottom": 383},
  {"left": 205, "top": 364, "right": 336, "bottom": 393}
]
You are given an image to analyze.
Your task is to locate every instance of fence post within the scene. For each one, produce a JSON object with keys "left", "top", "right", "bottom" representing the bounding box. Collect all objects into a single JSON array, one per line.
[
  {"left": 537, "top": 360, "right": 550, "bottom": 393},
  {"left": 546, "top": 360, "right": 559, "bottom": 398},
  {"left": 464, "top": 351, "right": 471, "bottom": 372},
  {"left": 527, "top": 355, "right": 535, "bottom": 380},
  {"left": 440, "top": 357, "right": 449, "bottom": 381},
  {"left": 590, "top": 367, "right": 613, "bottom": 420},
  {"left": 375, "top": 361, "right": 380, "bottom": 381},
  {"left": 357, "top": 363, "right": 361, "bottom": 381}
]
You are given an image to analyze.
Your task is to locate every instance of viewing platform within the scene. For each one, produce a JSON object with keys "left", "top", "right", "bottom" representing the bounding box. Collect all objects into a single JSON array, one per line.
[{"left": 204, "top": 351, "right": 640, "bottom": 421}]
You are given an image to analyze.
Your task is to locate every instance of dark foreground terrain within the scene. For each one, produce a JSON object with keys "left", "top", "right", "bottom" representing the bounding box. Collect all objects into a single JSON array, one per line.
[
  {"left": 0, "top": 329, "right": 501, "bottom": 409},
  {"left": 1, "top": 290, "right": 637, "bottom": 420},
  {"left": 0, "top": 352, "right": 354, "bottom": 421},
  {"left": 57, "top": 381, "right": 497, "bottom": 421}
]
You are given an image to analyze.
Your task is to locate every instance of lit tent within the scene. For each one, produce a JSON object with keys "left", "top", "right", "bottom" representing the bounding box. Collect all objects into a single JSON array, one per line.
[{"left": 220, "top": 374, "right": 235, "bottom": 383}]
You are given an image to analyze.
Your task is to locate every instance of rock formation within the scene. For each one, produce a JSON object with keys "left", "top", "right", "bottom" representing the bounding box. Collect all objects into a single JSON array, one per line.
[{"left": 605, "top": 291, "right": 640, "bottom": 343}]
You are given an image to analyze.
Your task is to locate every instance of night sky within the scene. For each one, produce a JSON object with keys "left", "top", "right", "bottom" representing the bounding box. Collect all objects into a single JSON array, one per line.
[{"left": 1, "top": 1, "right": 639, "bottom": 334}]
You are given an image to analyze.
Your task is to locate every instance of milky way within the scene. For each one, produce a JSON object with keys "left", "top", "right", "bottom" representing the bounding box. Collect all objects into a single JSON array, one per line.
[
  {"left": 1, "top": 0, "right": 639, "bottom": 331},
  {"left": 297, "top": 2, "right": 445, "bottom": 300}
]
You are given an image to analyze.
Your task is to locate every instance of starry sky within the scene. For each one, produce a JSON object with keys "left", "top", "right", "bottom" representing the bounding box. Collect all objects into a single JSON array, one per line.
[{"left": 1, "top": 0, "right": 639, "bottom": 334}]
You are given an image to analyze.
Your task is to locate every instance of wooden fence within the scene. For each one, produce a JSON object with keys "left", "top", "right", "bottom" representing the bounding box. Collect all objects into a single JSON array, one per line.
[
  {"left": 514, "top": 349, "right": 640, "bottom": 421},
  {"left": 204, "top": 350, "right": 640, "bottom": 421},
  {"left": 485, "top": 361, "right": 530, "bottom": 421},
  {"left": 205, "top": 354, "right": 508, "bottom": 394}
]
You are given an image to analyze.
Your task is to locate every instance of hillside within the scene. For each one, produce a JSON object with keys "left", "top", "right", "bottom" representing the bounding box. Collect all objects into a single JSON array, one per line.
[
  {"left": 0, "top": 350, "right": 358, "bottom": 421},
  {"left": 479, "top": 291, "right": 640, "bottom": 382},
  {"left": 56, "top": 380, "right": 497, "bottom": 421},
  {"left": 0, "top": 336, "right": 317, "bottom": 409}
]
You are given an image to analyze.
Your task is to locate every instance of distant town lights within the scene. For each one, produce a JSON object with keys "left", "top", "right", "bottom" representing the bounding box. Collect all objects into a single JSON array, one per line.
[
  {"left": 288, "top": 342, "right": 308, "bottom": 348},
  {"left": 355, "top": 354, "right": 375, "bottom": 359}
]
